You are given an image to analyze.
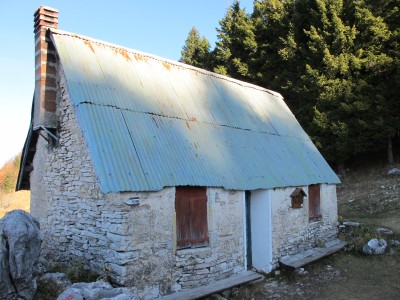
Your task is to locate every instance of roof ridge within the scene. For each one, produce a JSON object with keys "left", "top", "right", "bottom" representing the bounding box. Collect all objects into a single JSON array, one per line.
[{"left": 49, "top": 28, "right": 282, "bottom": 98}]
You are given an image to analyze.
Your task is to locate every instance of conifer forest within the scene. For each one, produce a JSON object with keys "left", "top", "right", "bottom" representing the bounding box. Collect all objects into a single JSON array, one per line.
[{"left": 180, "top": 0, "right": 400, "bottom": 169}]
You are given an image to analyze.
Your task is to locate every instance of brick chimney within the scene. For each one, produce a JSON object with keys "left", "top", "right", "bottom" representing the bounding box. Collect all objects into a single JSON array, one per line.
[{"left": 33, "top": 6, "right": 58, "bottom": 128}]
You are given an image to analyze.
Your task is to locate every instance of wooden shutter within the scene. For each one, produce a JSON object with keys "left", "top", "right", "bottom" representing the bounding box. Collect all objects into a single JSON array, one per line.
[
  {"left": 175, "top": 187, "right": 208, "bottom": 249},
  {"left": 308, "top": 184, "right": 321, "bottom": 220}
]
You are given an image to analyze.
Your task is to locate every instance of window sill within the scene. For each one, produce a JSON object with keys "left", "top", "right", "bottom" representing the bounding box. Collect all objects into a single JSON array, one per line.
[
  {"left": 291, "top": 205, "right": 304, "bottom": 209},
  {"left": 176, "top": 246, "right": 211, "bottom": 255},
  {"left": 309, "top": 217, "right": 322, "bottom": 223}
]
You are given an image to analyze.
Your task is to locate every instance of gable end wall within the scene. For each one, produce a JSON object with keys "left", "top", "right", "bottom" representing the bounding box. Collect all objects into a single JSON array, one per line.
[{"left": 29, "top": 65, "right": 245, "bottom": 296}]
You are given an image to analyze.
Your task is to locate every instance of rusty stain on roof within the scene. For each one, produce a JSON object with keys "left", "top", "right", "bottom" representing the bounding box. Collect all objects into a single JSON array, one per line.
[
  {"left": 49, "top": 28, "right": 340, "bottom": 193},
  {"left": 114, "top": 48, "right": 131, "bottom": 62},
  {"left": 133, "top": 53, "right": 147, "bottom": 62},
  {"left": 84, "top": 40, "right": 95, "bottom": 53},
  {"left": 162, "top": 62, "right": 172, "bottom": 71}
]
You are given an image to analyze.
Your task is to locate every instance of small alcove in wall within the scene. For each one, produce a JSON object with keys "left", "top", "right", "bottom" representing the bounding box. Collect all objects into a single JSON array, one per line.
[{"left": 290, "top": 188, "right": 306, "bottom": 208}]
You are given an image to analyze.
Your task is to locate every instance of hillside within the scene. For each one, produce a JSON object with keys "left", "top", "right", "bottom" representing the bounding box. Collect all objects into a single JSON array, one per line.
[
  {"left": 0, "top": 154, "right": 30, "bottom": 218},
  {"left": 0, "top": 155, "right": 21, "bottom": 193},
  {"left": 337, "top": 162, "right": 400, "bottom": 231}
]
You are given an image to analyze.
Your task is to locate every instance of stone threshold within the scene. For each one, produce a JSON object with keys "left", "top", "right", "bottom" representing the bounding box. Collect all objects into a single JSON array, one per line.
[
  {"left": 160, "top": 271, "right": 263, "bottom": 300},
  {"left": 279, "top": 239, "right": 348, "bottom": 269}
]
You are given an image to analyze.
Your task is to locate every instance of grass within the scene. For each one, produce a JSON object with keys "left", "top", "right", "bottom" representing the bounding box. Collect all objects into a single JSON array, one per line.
[
  {"left": 315, "top": 252, "right": 400, "bottom": 300},
  {"left": 349, "top": 214, "right": 400, "bottom": 233},
  {"left": 315, "top": 163, "right": 400, "bottom": 299}
]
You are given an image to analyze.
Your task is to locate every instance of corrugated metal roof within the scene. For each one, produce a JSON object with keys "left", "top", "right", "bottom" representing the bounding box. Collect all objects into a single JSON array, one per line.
[{"left": 50, "top": 29, "right": 340, "bottom": 193}]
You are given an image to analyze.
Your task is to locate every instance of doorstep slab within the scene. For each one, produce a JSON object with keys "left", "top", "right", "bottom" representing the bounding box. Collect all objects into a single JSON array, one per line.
[
  {"left": 279, "top": 239, "right": 347, "bottom": 269},
  {"left": 160, "top": 271, "right": 262, "bottom": 300}
]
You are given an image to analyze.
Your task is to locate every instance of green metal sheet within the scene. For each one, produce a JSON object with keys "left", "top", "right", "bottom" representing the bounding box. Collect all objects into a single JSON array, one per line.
[{"left": 51, "top": 29, "right": 340, "bottom": 193}]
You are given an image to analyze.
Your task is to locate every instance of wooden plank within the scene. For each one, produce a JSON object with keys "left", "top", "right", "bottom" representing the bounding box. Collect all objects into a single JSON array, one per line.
[
  {"left": 160, "top": 271, "right": 262, "bottom": 300},
  {"left": 280, "top": 239, "right": 347, "bottom": 269},
  {"left": 280, "top": 249, "right": 318, "bottom": 266},
  {"left": 325, "top": 239, "right": 341, "bottom": 248},
  {"left": 325, "top": 240, "right": 348, "bottom": 253},
  {"left": 281, "top": 250, "right": 327, "bottom": 269}
]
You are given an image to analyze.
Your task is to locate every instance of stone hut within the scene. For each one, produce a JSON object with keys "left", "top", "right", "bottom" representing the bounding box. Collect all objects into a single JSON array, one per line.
[{"left": 17, "top": 6, "right": 340, "bottom": 298}]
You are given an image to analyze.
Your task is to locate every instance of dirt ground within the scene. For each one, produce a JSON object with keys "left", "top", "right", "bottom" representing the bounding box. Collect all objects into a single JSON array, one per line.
[
  {"left": 215, "top": 163, "right": 400, "bottom": 300},
  {"left": 226, "top": 245, "right": 400, "bottom": 300}
]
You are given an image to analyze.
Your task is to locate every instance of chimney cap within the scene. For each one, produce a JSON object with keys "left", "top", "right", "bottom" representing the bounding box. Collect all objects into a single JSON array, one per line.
[
  {"left": 34, "top": 6, "right": 58, "bottom": 31},
  {"left": 34, "top": 6, "right": 59, "bottom": 15}
]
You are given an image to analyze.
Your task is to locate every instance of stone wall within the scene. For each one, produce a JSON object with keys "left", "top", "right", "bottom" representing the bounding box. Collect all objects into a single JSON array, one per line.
[
  {"left": 271, "top": 184, "right": 338, "bottom": 267},
  {"left": 30, "top": 66, "right": 245, "bottom": 297}
]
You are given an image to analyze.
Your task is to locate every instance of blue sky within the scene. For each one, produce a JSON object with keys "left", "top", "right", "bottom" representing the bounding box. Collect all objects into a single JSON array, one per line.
[{"left": 0, "top": 0, "right": 254, "bottom": 168}]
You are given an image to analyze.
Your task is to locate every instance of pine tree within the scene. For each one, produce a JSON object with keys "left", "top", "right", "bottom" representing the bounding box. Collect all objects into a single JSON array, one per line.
[
  {"left": 251, "top": 0, "right": 302, "bottom": 112},
  {"left": 180, "top": 27, "right": 211, "bottom": 70},
  {"left": 298, "top": 0, "right": 358, "bottom": 164},
  {"left": 359, "top": 0, "right": 400, "bottom": 163},
  {"left": 301, "top": 0, "right": 398, "bottom": 165},
  {"left": 213, "top": 0, "right": 256, "bottom": 81}
]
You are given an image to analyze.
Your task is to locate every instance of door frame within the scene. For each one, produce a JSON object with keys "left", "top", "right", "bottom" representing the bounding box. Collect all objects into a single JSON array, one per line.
[
  {"left": 245, "top": 191, "right": 252, "bottom": 269},
  {"left": 244, "top": 189, "right": 273, "bottom": 272}
]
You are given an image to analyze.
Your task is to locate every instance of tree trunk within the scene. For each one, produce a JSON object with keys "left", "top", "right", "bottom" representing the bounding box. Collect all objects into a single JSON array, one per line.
[{"left": 388, "top": 137, "right": 394, "bottom": 165}]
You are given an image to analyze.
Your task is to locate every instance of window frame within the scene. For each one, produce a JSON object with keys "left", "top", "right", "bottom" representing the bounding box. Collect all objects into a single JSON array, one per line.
[
  {"left": 308, "top": 184, "right": 321, "bottom": 221},
  {"left": 175, "top": 186, "right": 209, "bottom": 250}
]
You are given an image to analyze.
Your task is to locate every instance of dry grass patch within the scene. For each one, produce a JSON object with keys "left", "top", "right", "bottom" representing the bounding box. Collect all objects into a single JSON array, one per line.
[{"left": 0, "top": 191, "right": 30, "bottom": 218}]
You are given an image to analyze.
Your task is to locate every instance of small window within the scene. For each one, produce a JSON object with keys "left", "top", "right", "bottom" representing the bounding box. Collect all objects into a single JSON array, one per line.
[
  {"left": 175, "top": 186, "right": 209, "bottom": 249},
  {"left": 308, "top": 184, "right": 321, "bottom": 220},
  {"left": 290, "top": 187, "right": 306, "bottom": 208}
]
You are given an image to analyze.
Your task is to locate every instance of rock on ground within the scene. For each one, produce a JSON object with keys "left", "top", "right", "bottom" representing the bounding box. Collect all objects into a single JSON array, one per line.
[
  {"left": 57, "top": 288, "right": 84, "bottom": 300},
  {"left": 387, "top": 168, "right": 400, "bottom": 176},
  {"left": 0, "top": 210, "right": 42, "bottom": 300},
  {"left": 362, "top": 239, "right": 387, "bottom": 255},
  {"left": 295, "top": 268, "right": 309, "bottom": 276},
  {"left": 376, "top": 227, "right": 393, "bottom": 235},
  {"left": 390, "top": 240, "right": 400, "bottom": 247},
  {"left": 57, "top": 281, "right": 138, "bottom": 300},
  {"left": 342, "top": 221, "right": 360, "bottom": 227}
]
